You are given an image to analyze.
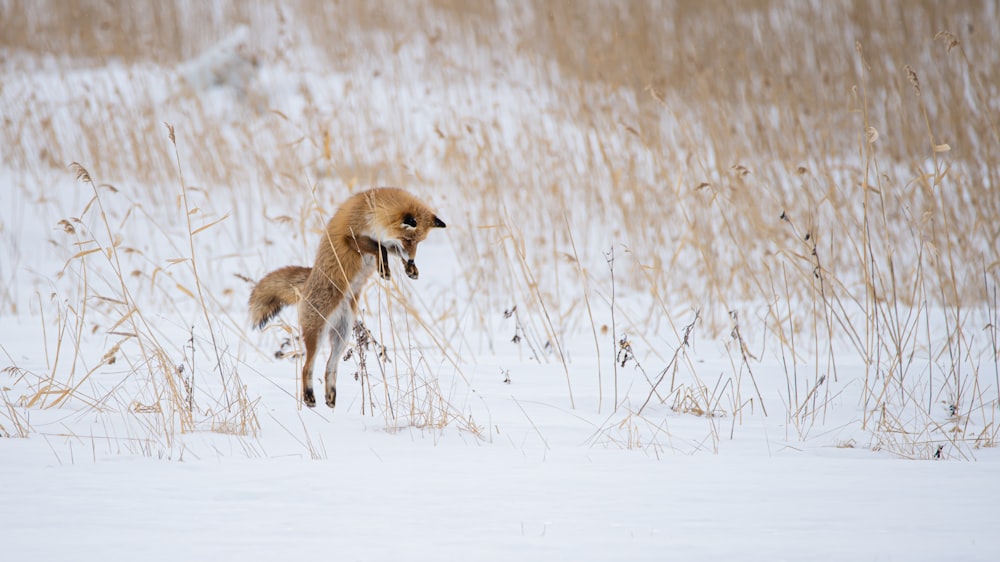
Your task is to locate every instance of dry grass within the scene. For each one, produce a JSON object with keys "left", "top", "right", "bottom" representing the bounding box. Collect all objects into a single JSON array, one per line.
[
  {"left": 0, "top": 153, "right": 261, "bottom": 458},
  {"left": 1, "top": 0, "right": 998, "bottom": 457}
]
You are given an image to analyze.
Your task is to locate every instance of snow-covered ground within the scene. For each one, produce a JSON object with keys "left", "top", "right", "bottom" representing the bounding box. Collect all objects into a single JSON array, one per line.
[
  {"left": 2, "top": 3, "right": 999, "bottom": 560},
  {"left": 5, "top": 439, "right": 999, "bottom": 560},
  {"left": 3, "top": 306, "right": 999, "bottom": 560}
]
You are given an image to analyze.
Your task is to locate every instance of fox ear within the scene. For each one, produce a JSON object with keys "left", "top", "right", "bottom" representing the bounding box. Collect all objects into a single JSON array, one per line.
[
  {"left": 401, "top": 214, "right": 417, "bottom": 230},
  {"left": 432, "top": 215, "right": 446, "bottom": 228}
]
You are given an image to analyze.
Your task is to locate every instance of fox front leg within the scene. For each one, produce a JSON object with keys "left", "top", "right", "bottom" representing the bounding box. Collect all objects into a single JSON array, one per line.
[
  {"left": 376, "top": 244, "right": 391, "bottom": 280},
  {"left": 348, "top": 235, "right": 392, "bottom": 280},
  {"left": 349, "top": 234, "right": 416, "bottom": 279},
  {"left": 383, "top": 242, "right": 417, "bottom": 279}
]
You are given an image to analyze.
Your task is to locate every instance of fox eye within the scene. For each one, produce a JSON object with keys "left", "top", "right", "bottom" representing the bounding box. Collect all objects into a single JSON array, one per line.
[{"left": 401, "top": 214, "right": 417, "bottom": 230}]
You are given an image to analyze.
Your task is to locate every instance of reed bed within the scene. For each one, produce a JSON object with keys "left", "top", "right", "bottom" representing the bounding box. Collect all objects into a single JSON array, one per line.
[{"left": 1, "top": 0, "right": 997, "bottom": 459}]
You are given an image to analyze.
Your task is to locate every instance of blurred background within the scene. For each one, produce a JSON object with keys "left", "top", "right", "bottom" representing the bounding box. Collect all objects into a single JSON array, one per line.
[{"left": 2, "top": 0, "right": 997, "bottom": 327}]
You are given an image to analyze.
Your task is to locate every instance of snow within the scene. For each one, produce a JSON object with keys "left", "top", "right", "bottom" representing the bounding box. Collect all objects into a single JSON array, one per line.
[
  {"left": 4, "top": 427, "right": 999, "bottom": 560},
  {"left": 2, "top": 3, "right": 999, "bottom": 560}
]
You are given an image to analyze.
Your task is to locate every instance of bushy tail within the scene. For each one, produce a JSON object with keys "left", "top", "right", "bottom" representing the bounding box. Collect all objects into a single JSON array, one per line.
[{"left": 248, "top": 266, "right": 312, "bottom": 329}]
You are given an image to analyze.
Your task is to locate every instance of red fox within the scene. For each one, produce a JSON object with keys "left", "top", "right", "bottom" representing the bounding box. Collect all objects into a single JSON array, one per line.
[{"left": 249, "top": 188, "right": 446, "bottom": 408}]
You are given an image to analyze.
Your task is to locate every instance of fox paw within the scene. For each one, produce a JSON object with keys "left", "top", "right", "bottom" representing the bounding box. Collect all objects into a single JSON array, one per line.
[
  {"left": 378, "top": 262, "right": 391, "bottom": 280},
  {"left": 325, "top": 387, "right": 337, "bottom": 409},
  {"left": 405, "top": 259, "right": 419, "bottom": 280},
  {"left": 303, "top": 388, "right": 316, "bottom": 408}
]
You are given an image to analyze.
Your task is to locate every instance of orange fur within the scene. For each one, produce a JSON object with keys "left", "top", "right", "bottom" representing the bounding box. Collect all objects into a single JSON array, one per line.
[{"left": 248, "top": 188, "right": 446, "bottom": 408}]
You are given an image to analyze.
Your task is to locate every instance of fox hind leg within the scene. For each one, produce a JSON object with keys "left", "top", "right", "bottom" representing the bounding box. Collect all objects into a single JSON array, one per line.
[
  {"left": 324, "top": 303, "right": 354, "bottom": 409},
  {"left": 298, "top": 294, "right": 331, "bottom": 409},
  {"left": 299, "top": 324, "right": 320, "bottom": 408}
]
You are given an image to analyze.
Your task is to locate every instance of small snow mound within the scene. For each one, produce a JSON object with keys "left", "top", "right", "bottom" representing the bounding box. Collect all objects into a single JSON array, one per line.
[{"left": 177, "top": 25, "right": 259, "bottom": 97}]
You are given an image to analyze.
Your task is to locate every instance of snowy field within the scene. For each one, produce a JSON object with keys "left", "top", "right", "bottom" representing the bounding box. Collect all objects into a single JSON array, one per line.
[{"left": 2, "top": 1, "right": 999, "bottom": 559}]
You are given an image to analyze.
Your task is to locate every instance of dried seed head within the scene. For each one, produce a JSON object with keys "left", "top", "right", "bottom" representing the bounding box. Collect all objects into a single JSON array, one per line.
[
  {"left": 866, "top": 126, "right": 879, "bottom": 144},
  {"left": 935, "top": 31, "right": 960, "bottom": 52},
  {"left": 645, "top": 84, "right": 665, "bottom": 105},
  {"left": 905, "top": 65, "right": 921, "bottom": 96},
  {"left": 69, "top": 162, "right": 92, "bottom": 184}
]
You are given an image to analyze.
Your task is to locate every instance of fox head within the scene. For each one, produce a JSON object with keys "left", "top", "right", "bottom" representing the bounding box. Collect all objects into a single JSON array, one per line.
[
  {"left": 392, "top": 210, "right": 446, "bottom": 262},
  {"left": 362, "top": 188, "right": 446, "bottom": 268}
]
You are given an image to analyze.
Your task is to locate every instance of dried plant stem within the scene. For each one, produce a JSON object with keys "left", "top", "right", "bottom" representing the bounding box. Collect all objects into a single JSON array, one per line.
[{"left": 165, "top": 122, "right": 230, "bottom": 407}]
